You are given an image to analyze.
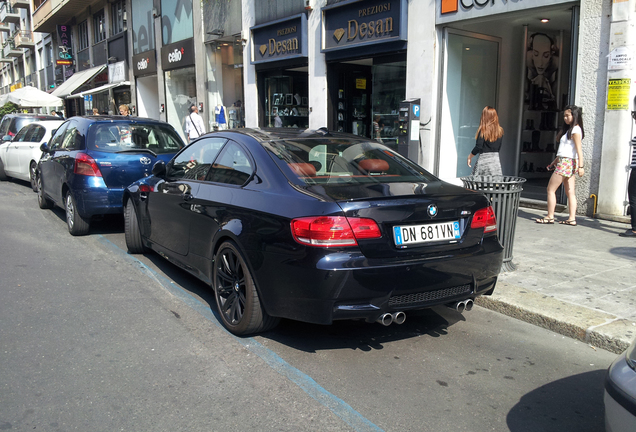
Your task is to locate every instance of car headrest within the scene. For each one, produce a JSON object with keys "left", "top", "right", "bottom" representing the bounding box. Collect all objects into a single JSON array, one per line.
[
  {"left": 358, "top": 159, "right": 389, "bottom": 173},
  {"left": 289, "top": 162, "right": 317, "bottom": 177}
]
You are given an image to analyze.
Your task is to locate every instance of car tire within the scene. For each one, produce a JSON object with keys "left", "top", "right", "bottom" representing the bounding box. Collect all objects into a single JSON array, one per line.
[
  {"left": 65, "top": 192, "right": 90, "bottom": 236},
  {"left": 29, "top": 162, "right": 38, "bottom": 192},
  {"left": 124, "top": 201, "right": 146, "bottom": 253},
  {"left": 36, "top": 174, "right": 53, "bottom": 209},
  {"left": 0, "top": 158, "right": 7, "bottom": 181},
  {"left": 213, "top": 241, "right": 279, "bottom": 335}
]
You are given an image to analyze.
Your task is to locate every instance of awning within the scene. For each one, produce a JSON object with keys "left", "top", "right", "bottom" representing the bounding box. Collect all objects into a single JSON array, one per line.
[
  {"left": 76, "top": 81, "right": 130, "bottom": 97},
  {"left": 51, "top": 65, "right": 107, "bottom": 98}
]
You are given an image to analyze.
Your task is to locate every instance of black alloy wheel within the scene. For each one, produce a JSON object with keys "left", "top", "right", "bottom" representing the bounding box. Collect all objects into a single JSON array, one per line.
[
  {"left": 213, "top": 241, "right": 279, "bottom": 335},
  {"left": 36, "top": 174, "right": 53, "bottom": 209},
  {"left": 65, "top": 192, "right": 90, "bottom": 236},
  {"left": 124, "top": 201, "right": 146, "bottom": 253},
  {"left": 29, "top": 162, "right": 37, "bottom": 192}
]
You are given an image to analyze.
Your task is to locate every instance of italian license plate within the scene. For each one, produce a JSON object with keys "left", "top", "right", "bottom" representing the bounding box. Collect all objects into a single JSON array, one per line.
[{"left": 393, "top": 221, "right": 461, "bottom": 247}]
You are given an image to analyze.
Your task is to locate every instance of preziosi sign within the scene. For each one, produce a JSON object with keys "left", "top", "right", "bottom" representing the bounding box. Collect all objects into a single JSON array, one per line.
[
  {"left": 322, "top": 0, "right": 406, "bottom": 52},
  {"left": 133, "top": 50, "right": 157, "bottom": 76},
  {"left": 161, "top": 38, "right": 195, "bottom": 71},
  {"left": 251, "top": 14, "right": 307, "bottom": 64}
]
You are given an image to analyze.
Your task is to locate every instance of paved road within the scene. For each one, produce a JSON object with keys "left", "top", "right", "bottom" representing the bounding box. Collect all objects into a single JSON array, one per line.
[{"left": 0, "top": 179, "right": 617, "bottom": 431}]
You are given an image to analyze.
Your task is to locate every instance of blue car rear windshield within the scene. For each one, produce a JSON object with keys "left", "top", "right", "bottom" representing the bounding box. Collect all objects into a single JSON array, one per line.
[
  {"left": 88, "top": 122, "right": 184, "bottom": 154},
  {"left": 264, "top": 138, "right": 437, "bottom": 185}
]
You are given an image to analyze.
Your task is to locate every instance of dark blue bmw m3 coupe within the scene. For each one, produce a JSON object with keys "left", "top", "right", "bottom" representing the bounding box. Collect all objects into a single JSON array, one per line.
[
  {"left": 37, "top": 116, "right": 184, "bottom": 235},
  {"left": 123, "top": 128, "right": 503, "bottom": 335}
]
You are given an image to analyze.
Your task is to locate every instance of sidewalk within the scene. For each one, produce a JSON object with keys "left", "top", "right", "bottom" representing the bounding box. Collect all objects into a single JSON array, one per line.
[{"left": 475, "top": 206, "right": 636, "bottom": 354}]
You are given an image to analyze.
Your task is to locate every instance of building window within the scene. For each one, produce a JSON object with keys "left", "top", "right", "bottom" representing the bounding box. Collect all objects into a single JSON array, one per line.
[
  {"left": 93, "top": 9, "right": 106, "bottom": 43},
  {"left": 111, "top": 1, "right": 126, "bottom": 35},
  {"left": 45, "top": 43, "right": 53, "bottom": 65},
  {"left": 78, "top": 20, "right": 89, "bottom": 51}
]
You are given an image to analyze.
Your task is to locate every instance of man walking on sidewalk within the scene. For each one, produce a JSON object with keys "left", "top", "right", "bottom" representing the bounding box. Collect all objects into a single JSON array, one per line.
[
  {"left": 184, "top": 104, "right": 205, "bottom": 144},
  {"left": 620, "top": 99, "right": 636, "bottom": 237}
]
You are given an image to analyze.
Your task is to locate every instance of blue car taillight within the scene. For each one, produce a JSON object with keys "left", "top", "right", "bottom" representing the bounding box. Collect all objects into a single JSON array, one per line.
[{"left": 74, "top": 153, "right": 103, "bottom": 177}]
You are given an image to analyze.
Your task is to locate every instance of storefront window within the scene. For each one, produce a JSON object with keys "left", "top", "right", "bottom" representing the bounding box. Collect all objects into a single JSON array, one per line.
[
  {"left": 261, "top": 71, "right": 308, "bottom": 128},
  {"left": 165, "top": 66, "right": 196, "bottom": 141},
  {"left": 372, "top": 60, "right": 405, "bottom": 150}
]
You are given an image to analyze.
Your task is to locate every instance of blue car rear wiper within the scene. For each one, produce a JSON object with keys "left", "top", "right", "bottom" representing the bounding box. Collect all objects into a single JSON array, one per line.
[{"left": 115, "top": 148, "right": 157, "bottom": 157}]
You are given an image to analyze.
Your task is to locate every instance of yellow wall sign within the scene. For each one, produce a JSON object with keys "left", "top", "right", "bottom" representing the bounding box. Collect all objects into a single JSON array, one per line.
[
  {"left": 356, "top": 78, "right": 367, "bottom": 89},
  {"left": 607, "top": 78, "right": 631, "bottom": 110}
]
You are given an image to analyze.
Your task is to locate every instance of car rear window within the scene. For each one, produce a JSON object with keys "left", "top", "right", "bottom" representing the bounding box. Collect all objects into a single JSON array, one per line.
[
  {"left": 12, "top": 118, "right": 35, "bottom": 135},
  {"left": 87, "top": 122, "right": 185, "bottom": 154},
  {"left": 264, "top": 138, "right": 438, "bottom": 185}
]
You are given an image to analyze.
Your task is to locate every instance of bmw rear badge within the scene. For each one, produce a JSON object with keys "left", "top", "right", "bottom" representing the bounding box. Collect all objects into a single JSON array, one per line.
[
  {"left": 428, "top": 204, "right": 438, "bottom": 218},
  {"left": 140, "top": 157, "right": 151, "bottom": 165}
]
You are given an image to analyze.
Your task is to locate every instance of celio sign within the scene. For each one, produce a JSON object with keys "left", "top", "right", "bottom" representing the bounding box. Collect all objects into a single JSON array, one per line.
[
  {"left": 161, "top": 38, "right": 195, "bottom": 71},
  {"left": 441, "top": 0, "right": 495, "bottom": 14}
]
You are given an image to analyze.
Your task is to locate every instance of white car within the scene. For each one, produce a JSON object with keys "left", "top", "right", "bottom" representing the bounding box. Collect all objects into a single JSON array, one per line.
[
  {"left": 605, "top": 336, "right": 636, "bottom": 432},
  {"left": 0, "top": 119, "right": 64, "bottom": 191}
]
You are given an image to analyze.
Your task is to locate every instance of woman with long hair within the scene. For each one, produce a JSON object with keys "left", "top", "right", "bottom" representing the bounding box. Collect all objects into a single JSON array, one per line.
[
  {"left": 467, "top": 106, "right": 504, "bottom": 176},
  {"left": 536, "top": 104, "right": 585, "bottom": 225}
]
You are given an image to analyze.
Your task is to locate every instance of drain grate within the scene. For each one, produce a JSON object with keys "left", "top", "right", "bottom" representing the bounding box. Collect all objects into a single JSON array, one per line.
[{"left": 388, "top": 284, "right": 472, "bottom": 306}]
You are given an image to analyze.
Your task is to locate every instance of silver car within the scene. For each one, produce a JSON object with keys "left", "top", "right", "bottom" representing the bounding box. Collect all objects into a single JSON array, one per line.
[{"left": 605, "top": 337, "right": 636, "bottom": 432}]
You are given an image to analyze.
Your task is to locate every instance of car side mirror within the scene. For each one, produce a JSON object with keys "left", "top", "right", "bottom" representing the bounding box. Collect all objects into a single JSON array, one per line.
[
  {"left": 40, "top": 142, "right": 49, "bottom": 153},
  {"left": 2, "top": 135, "right": 11, "bottom": 142},
  {"left": 152, "top": 160, "right": 166, "bottom": 178}
]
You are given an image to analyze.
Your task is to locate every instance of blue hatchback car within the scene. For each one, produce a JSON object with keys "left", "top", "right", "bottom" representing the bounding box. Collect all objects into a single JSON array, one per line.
[{"left": 37, "top": 116, "right": 185, "bottom": 235}]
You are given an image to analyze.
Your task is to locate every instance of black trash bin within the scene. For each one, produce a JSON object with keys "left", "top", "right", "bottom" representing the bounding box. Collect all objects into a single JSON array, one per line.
[{"left": 461, "top": 175, "right": 526, "bottom": 272}]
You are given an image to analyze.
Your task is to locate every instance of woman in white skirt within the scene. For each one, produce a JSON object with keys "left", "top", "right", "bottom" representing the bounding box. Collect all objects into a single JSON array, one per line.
[{"left": 467, "top": 106, "right": 504, "bottom": 176}]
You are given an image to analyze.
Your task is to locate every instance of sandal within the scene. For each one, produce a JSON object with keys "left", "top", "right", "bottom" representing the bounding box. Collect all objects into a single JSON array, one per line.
[
  {"left": 559, "top": 219, "right": 577, "bottom": 226},
  {"left": 535, "top": 217, "right": 555, "bottom": 224}
]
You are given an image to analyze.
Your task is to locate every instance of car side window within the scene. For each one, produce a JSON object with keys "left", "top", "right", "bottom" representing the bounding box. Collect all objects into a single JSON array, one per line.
[
  {"left": 48, "top": 122, "right": 69, "bottom": 150},
  {"left": 207, "top": 141, "right": 254, "bottom": 186},
  {"left": 13, "top": 126, "right": 30, "bottom": 142},
  {"left": 60, "top": 122, "right": 83, "bottom": 150},
  {"left": 25, "top": 125, "right": 44, "bottom": 142},
  {"left": 167, "top": 137, "right": 227, "bottom": 181}
]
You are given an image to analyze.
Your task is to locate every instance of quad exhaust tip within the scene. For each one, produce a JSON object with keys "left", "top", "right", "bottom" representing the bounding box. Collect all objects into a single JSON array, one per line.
[{"left": 376, "top": 311, "right": 406, "bottom": 326}]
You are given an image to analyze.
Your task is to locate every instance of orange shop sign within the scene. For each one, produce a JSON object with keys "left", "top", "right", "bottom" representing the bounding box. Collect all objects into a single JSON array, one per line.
[{"left": 442, "top": 0, "right": 494, "bottom": 14}]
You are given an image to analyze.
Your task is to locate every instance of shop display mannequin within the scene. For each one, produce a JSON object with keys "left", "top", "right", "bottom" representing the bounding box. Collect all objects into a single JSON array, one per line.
[{"left": 215, "top": 104, "right": 227, "bottom": 130}]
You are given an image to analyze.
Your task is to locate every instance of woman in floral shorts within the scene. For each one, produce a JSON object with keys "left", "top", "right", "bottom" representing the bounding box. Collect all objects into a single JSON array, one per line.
[{"left": 536, "top": 105, "right": 585, "bottom": 226}]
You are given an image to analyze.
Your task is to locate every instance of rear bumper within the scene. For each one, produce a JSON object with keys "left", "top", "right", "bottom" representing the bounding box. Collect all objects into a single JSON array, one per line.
[
  {"left": 70, "top": 177, "right": 125, "bottom": 217},
  {"left": 250, "top": 236, "right": 503, "bottom": 325}
]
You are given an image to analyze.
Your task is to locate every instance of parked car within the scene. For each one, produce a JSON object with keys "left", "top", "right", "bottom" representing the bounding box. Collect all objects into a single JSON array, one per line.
[
  {"left": 0, "top": 113, "right": 60, "bottom": 141},
  {"left": 605, "top": 336, "right": 636, "bottom": 432},
  {"left": 37, "top": 116, "right": 185, "bottom": 236},
  {"left": 123, "top": 128, "right": 503, "bottom": 335},
  {"left": 0, "top": 120, "right": 64, "bottom": 190}
]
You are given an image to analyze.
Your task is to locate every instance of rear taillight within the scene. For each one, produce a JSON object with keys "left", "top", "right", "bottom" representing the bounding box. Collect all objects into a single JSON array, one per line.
[
  {"left": 471, "top": 206, "right": 497, "bottom": 233},
  {"left": 74, "top": 153, "right": 102, "bottom": 177},
  {"left": 291, "top": 216, "right": 382, "bottom": 247},
  {"left": 139, "top": 184, "right": 152, "bottom": 193}
]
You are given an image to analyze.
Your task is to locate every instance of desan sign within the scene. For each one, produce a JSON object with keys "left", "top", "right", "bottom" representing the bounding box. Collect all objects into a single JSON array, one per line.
[{"left": 251, "top": 14, "right": 308, "bottom": 64}]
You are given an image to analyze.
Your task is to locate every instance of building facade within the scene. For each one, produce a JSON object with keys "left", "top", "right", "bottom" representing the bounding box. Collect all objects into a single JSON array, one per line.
[{"left": 1, "top": 0, "right": 634, "bottom": 220}]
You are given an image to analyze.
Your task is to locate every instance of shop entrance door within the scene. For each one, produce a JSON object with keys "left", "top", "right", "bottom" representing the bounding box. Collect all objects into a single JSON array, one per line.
[
  {"left": 437, "top": 29, "right": 500, "bottom": 179},
  {"left": 334, "top": 63, "right": 372, "bottom": 138}
]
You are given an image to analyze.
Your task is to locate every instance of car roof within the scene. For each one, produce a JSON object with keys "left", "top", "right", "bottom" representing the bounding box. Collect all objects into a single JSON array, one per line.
[
  {"left": 28, "top": 119, "right": 64, "bottom": 129},
  {"left": 2, "top": 113, "right": 60, "bottom": 120},
  {"left": 201, "top": 128, "right": 369, "bottom": 143}
]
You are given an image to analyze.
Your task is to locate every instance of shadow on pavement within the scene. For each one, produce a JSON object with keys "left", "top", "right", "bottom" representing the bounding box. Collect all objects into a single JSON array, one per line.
[
  {"left": 507, "top": 370, "right": 606, "bottom": 432},
  {"left": 262, "top": 306, "right": 467, "bottom": 353}
]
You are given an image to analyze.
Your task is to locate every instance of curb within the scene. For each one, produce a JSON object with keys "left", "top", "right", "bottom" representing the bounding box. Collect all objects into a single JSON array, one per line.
[{"left": 475, "top": 282, "right": 636, "bottom": 354}]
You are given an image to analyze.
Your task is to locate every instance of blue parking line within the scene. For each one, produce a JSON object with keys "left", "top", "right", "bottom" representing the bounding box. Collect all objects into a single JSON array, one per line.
[{"left": 97, "top": 236, "right": 384, "bottom": 432}]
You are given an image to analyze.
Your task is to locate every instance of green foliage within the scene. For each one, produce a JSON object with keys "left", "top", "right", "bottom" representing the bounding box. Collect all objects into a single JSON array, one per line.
[{"left": 0, "top": 102, "right": 18, "bottom": 117}]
